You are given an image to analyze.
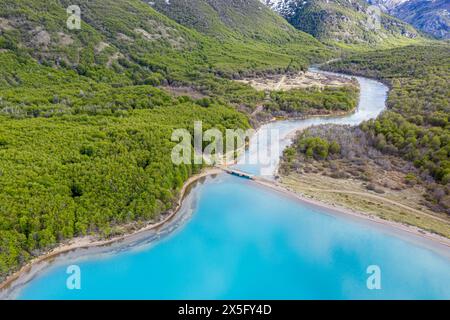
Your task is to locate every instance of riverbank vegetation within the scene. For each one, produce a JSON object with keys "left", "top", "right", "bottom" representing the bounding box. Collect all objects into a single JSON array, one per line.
[
  {"left": 234, "top": 72, "right": 360, "bottom": 122},
  {"left": 265, "top": 85, "right": 359, "bottom": 118},
  {"left": 281, "top": 44, "right": 450, "bottom": 236},
  {"left": 326, "top": 44, "right": 450, "bottom": 203}
]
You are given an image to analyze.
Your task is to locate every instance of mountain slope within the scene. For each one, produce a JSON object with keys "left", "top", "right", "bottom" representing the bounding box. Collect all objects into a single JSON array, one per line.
[
  {"left": 367, "top": 0, "right": 408, "bottom": 11},
  {"left": 149, "top": 0, "right": 331, "bottom": 65},
  {"left": 262, "top": 0, "right": 422, "bottom": 48},
  {"left": 0, "top": 0, "right": 330, "bottom": 80},
  {"left": 369, "top": 0, "right": 450, "bottom": 39},
  {"left": 150, "top": 0, "right": 300, "bottom": 42},
  {"left": 0, "top": 0, "right": 194, "bottom": 69}
]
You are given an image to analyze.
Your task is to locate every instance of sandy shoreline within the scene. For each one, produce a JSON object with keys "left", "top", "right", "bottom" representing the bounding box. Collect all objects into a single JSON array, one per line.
[
  {"left": 251, "top": 178, "right": 450, "bottom": 250},
  {"left": 0, "top": 168, "right": 222, "bottom": 294},
  {"left": 3, "top": 165, "right": 450, "bottom": 296}
]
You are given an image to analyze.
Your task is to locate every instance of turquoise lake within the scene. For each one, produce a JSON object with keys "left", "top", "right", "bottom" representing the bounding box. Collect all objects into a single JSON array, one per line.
[
  {"left": 5, "top": 70, "right": 450, "bottom": 300},
  {"left": 13, "top": 175, "right": 450, "bottom": 299}
]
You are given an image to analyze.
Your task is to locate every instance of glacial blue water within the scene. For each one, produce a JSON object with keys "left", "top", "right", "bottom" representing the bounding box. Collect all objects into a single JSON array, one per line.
[
  {"left": 14, "top": 175, "right": 450, "bottom": 299},
  {"left": 6, "top": 70, "right": 450, "bottom": 300}
]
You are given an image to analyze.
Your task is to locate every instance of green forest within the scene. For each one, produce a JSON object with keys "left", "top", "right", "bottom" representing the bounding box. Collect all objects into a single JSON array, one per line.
[{"left": 266, "top": 85, "right": 359, "bottom": 116}]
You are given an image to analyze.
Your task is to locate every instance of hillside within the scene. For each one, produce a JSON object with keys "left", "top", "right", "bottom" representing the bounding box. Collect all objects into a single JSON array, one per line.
[
  {"left": 150, "top": 0, "right": 304, "bottom": 42},
  {"left": 0, "top": 0, "right": 330, "bottom": 79},
  {"left": 262, "top": 0, "right": 422, "bottom": 49},
  {"left": 369, "top": 0, "right": 450, "bottom": 39},
  {"left": 149, "top": 0, "right": 331, "bottom": 65}
]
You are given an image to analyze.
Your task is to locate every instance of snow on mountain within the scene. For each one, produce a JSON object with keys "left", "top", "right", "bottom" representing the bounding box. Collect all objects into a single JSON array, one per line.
[
  {"left": 369, "top": 0, "right": 450, "bottom": 39},
  {"left": 367, "top": 0, "right": 409, "bottom": 12}
]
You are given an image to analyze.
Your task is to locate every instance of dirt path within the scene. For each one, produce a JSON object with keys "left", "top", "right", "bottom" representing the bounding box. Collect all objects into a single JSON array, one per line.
[{"left": 286, "top": 182, "right": 449, "bottom": 225}]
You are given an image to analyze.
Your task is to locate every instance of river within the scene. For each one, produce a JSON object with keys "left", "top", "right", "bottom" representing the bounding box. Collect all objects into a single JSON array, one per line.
[{"left": 3, "top": 70, "right": 450, "bottom": 300}]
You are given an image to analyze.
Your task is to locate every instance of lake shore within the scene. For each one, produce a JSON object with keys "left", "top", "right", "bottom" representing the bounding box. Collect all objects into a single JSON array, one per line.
[
  {"left": 0, "top": 167, "right": 222, "bottom": 295},
  {"left": 251, "top": 177, "right": 450, "bottom": 251},
  {"left": 3, "top": 166, "right": 450, "bottom": 297}
]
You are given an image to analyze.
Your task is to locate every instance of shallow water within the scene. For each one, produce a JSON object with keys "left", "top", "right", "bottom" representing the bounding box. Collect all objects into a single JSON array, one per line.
[
  {"left": 15, "top": 176, "right": 450, "bottom": 299},
  {"left": 9, "top": 70, "right": 450, "bottom": 300}
]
